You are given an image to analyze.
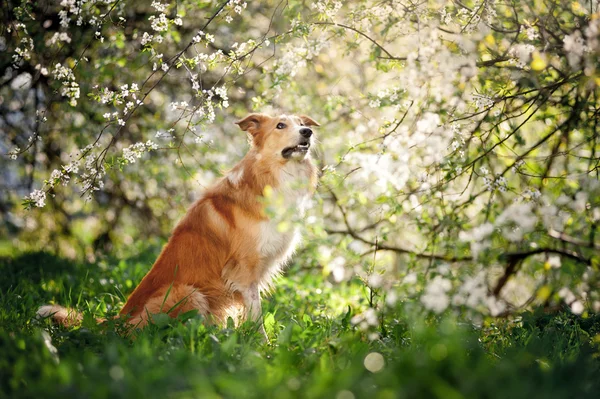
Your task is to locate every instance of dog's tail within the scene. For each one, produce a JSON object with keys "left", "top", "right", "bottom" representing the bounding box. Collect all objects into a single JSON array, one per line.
[{"left": 36, "top": 304, "right": 84, "bottom": 328}]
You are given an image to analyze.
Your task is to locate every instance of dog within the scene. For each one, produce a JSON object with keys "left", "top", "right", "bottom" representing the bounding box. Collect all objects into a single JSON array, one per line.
[{"left": 38, "top": 113, "right": 319, "bottom": 336}]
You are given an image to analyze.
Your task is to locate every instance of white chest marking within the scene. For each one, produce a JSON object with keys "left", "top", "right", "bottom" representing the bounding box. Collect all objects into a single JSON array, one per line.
[
  {"left": 276, "top": 162, "right": 312, "bottom": 215},
  {"left": 256, "top": 162, "right": 310, "bottom": 269},
  {"left": 258, "top": 221, "right": 300, "bottom": 260}
]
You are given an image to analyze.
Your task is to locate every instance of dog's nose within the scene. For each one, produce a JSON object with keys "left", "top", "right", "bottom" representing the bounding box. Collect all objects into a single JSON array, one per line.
[{"left": 300, "top": 128, "right": 313, "bottom": 138}]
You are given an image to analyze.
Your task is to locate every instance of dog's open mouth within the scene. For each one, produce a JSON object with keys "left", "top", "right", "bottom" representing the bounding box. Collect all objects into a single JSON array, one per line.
[{"left": 282, "top": 141, "right": 311, "bottom": 159}]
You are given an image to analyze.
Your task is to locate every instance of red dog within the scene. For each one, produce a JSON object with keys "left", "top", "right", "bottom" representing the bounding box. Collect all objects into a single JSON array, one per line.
[{"left": 38, "top": 113, "right": 319, "bottom": 335}]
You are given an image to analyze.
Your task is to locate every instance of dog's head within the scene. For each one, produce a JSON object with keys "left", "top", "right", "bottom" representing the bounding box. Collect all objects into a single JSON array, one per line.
[{"left": 235, "top": 113, "right": 319, "bottom": 161}]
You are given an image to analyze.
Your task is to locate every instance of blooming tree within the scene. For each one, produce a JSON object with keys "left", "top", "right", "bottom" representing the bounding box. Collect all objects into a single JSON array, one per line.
[{"left": 2, "top": 0, "right": 599, "bottom": 325}]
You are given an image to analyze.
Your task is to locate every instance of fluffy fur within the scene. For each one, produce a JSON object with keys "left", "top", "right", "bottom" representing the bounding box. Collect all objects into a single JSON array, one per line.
[{"left": 38, "top": 113, "right": 319, "bottom": 335}]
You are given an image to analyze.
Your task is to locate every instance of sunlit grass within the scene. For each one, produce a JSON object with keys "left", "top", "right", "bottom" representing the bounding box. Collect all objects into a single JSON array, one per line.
[{"left": 1, "top": 249, "right": 599, "bottom": 398}]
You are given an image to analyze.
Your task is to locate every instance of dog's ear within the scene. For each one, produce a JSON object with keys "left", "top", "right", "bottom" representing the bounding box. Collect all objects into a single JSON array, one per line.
[
  {"left": 299, "top": 115, "right": 320, "bottom": 127},
  {"left": 235, "top": 113, "right": 269, "bottom": 136}
]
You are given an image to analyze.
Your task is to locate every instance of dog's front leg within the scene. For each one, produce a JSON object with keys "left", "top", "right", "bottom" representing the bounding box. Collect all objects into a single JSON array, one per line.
[{"left": 242, "top": 283, "right": 268, "bottom": 341}]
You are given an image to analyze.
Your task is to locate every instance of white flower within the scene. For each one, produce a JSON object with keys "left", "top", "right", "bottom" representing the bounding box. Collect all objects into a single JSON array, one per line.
[
  {"left": 509, "top": 44, "right": 535, "bottom": 68},
  {"left": 151, "top": 1, "right": 167, "bottom": 12},
  {"left": 485, "top": 296, "right": 506, "bottom": 316},
  {"left": 459, "top": 222, "right": 494, "bottom": 242},
  {"left": 367, "top": 274, "right": 383, "bottom": 288},
  {"left": 495, "top": 203, "right": 537, "bottom": 242},
  {"left": 385, "top": 292, "right": 398, "bottom": 306},
  {"left": 571, "top": 191, "right": 588, "bottom": 213},
  {"left": 558, "top": 287, "right": 576, "bottom": 303},
  {"left": 49, "top": 168, "right": 61, "bottom": 179},
  {"left": 403, "top": 272, "right": 418, "bottom": 285},
  {"left": 328, "top": 256, "right": 346, "bottom": 282},
  {"left": 351, "top": 308, "right": 379, "bottom": 330},
  {"left": 149, "top": 13, "right": 169, "bottom": 32},
  {"left": 563, "top": 30, "right": 586, "bottom": 68},
  {"left": 526, "top": 26, "right": 539, "bottom": 40},
  {"left": 8, "top": 147, "right": 20, "bottom": 160},
  {"left": 421, "top": 276, "right": 451, "bottom": 313},
  {"left": 26, "top": 189, "right": 46, "bottom": 208},
  {"left": 547, "top": 255, "right": 561, "bottom": 269},
  {"left": 571, "top": 301, "right": 584, "bottom": 315},
  {"left": 121, "top": 141, "right": 156, "bottom": 164},
  {"left": 368, "top": 99, "right": 381, "bottom": 108},
  {"left": 141, "top": 32, "right": 153, "bottom": 45},
  {"left": 415, "top": 112, "right": 440, "bottom": 134}
]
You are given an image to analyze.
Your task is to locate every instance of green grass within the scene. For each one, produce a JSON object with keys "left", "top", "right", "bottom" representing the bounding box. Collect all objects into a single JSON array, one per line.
[{"left": 1, "top": 249, "right": 599, "bottom": 398}]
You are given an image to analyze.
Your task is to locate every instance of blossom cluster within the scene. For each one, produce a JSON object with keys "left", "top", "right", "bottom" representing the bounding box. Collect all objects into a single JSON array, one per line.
[
  {"left": 121, "top": 141, "right": 159, "bottom": 165},
  {"left": 53, "top": 63, "right": 80, "bottom": 106},
  {"left": 563, "top": 17, "right": 599, "bottom": 69},
  {"left": 311, "top": 1, "right": 343, "bottom": 19},
  {"left": 272, "top": 37, "right": 328, "bottom": 78}
]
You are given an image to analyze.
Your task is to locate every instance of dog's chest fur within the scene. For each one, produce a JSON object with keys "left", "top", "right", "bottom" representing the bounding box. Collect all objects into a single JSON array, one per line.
[{"left": 256, "top": 161, "right": 313, "bottom": 273}]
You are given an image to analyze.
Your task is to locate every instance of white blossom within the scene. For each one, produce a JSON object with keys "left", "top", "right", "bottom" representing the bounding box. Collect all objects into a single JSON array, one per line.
[
  {"left": 25, "top": 189, "right": 47, "bottom": 208},
  {"left": 421, "top": 276, "right": 451, "bottom": 314}
]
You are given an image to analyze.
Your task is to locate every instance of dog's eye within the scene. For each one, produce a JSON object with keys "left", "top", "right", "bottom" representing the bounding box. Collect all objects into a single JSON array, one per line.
[{"left": 276, "top": 122, "right": 286, "bottom": 129}]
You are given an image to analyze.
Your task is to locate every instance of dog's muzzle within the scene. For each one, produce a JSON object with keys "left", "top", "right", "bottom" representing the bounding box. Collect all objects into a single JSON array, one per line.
[{"left": 282, "top": 138, "right": 311, "bottom": 159}]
